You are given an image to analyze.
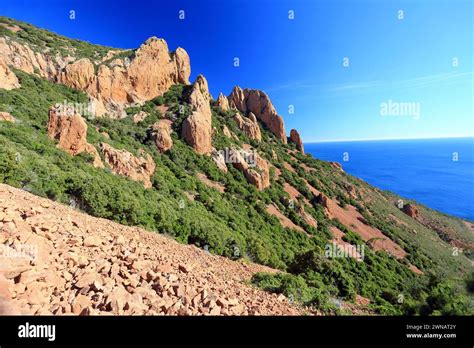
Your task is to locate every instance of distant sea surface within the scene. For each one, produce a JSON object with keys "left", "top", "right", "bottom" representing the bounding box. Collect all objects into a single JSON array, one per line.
[{"left": 305, "top": 138, "right": 474, "bottom": 221}]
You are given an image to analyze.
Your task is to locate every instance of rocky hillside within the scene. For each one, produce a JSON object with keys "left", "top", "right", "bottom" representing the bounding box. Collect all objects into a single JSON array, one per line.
[
  {"left": 0, "top": 16, "right": 473, "bottom": 315},
  {"left": 0, "top": 184, "right": 311, "bottom": 315}
]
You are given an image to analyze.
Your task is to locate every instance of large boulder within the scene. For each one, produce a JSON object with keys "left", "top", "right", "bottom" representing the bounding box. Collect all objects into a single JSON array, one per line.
[
  {"left": 0, "top": 37, "right": 72, "bottom": 81},
  {"left": 182, "top": 112, "right": 212, "bottom": 155},
  {"left": 0, "top": 112, "right": 16, "bottom": 123},
  {"left": 234, "top": 112, "right": 261, "bottom": 142},
  {"left": 228, "top": 87, "right": 286, "bottom": 143},
  {"left": 150, "top": 120, "right": 173, "bottom": 153},
  {"left": 244, "top": 153, "right": 270, "bottom": 190},
  {"left": 0, "top": 59, "right": 20, "bottom": 90},
  {"left": 289, "top": 129, "right": 304, "bottom": 154},
  {"left": 47, "top": 106, "right": 103, "bottom": 168},
  {"left": 99, "top": 143, "right": 156, "bottom": 188},
  {"left": 402, "top": 203, "right": 419, "bottom": 219},
  {"left": 181, "top": 75, "right": 212, "bottom": 154}
]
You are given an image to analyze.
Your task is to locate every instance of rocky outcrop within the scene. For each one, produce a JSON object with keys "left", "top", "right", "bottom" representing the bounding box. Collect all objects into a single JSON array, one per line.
[
  {"left": 289, "top": 129, "right": 304, "bottom": 154},
  {"left": 0, "top": 37, "right": 74, "bottom": 81},
  {"left": 0, "top": 36, "right": 191, "bottom": 118},
  {"left": 99, "top": 143, "right": 156, "bottom": 188},
  {"left": 216, "top": 93, "right": 230, "bottom": 111},
  {"left": 60, "top": 58, "right": 96, "bottom": 91},
  {"left": 76, "top": 38, "right": 190, "bottom": 116},
  {"left": 181, "top": 75, "right": 212, "bottom": 154},
  {"left": 211, "top": 149, "right": 228, "bottom": 173},
  {"left": 46, "top": 106, "right": 103, "bottom": 168},
  {"left": 227, "top": 149, "right": 270, "bottom": 190},
  {"left": 0, "top": 112, "right": 15, "bottom": 123},
  {"left": 330, "top": 162, "right": 343, "bottom": 171},
  {"left": 222, "top": 125, "right": 232, "bottom": 138},
  {"left": 228, "top": 87, "right": 286, "bottom": 143},
  {"left": 132, "top": 111, "right": 149, "bottom": 123},
  {"left": 188, "top": 74, "right": 212, "bottom": 118},
  {"left": 182, "top": 112, "right": 212, "bottom": 155},
  {"left": 234, "top": 112, "right": 261, "bottom": 142},
  {"left": 149, "top": 120, "right": 173, "bottom": 153},
  {"left": 0, "top": 184, "right": 306, "bottom": 316},
  {"left": 402, "top": 204, "right": 419, "bottom": 219},
  {"left": 0, "top": 59, "right": 20, "bottom": 90},
  {"left": 245, "top": 154, "right": 270, "bottom": 190}
]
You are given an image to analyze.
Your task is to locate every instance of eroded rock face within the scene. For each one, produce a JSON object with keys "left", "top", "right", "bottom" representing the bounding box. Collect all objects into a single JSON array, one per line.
[
  {"left": 181, "top": 75, "right": 212, "bottom": 154},
  {"left": 228, "top": 87, "right": 286, "bottom": 143},
  {"left": 182, "top": 112, "right": 212, "bottom": 155},
  {"left": 0, "top": 37, "right": 74, "bottom": 81},
  {"left": 150, "top": 120, "right": 173, "bottom": 153},
  {"left": 0, "top": 36, "right": 191, "bottom": 118},
  {"left": 234, "top": 112, "right": 261, "bottom": 142},
  {"left": 0, "top": 59, "right": 20, "bottom": 90},
  {"left": 47, "top": 106, "right": 103, "bottom": 168},
  {"left": 216, "top": 93, "right": 230, "bottom": 111},
  {"left": 60, "top": 58, "right": 96, "bottom": 91},
  {"left": 0, "top": 112, "right": 15, "bottom": 123},
  {"left": 188, "top": 74, "right": 212, "bottom": 119},
  {"left": 227, "top": 149, "right": 270, "bottom": 190},
  {"left": 99, "top": 143, "right": 156, "bottom": 188},
  {"left": 289, "top": 129, "right": 304, "bottom": 154}
]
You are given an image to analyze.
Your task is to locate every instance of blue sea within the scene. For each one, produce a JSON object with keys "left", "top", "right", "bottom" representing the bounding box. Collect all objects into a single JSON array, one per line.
[{"left": 305, "top": 138, "right": 474, "bottom": 221}]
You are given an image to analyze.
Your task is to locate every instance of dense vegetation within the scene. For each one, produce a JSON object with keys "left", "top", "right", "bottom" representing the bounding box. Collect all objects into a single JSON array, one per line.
[
  {"left": 0, "top": 16, "right": 118, "bottom": 60},
  {"left": 0, "top": 35, "right": 472, "bottom": 315}
]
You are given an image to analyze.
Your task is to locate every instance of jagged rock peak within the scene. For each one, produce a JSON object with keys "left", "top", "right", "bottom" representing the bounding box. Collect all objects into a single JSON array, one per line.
[
  {"left": 228, "top": 86, "right": 286, "bottom": 143},
  {"left": 289, "top": 129, "right": 304, "bottom": 154},
  {"left": 216, "top": 92, "right": 230, "bottom": 111},
  {"left": 182, "top": 74, "right": 213, "bottom": 155}
]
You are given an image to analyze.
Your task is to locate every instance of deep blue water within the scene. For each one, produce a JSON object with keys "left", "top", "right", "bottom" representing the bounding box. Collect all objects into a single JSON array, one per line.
[{"left": 305, "top": 138, "right": 474, "bottom": 221}]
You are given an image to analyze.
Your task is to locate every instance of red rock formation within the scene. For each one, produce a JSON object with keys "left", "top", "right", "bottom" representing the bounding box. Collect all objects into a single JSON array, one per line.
[
  {"left": 402, "top": 204, "right": 419, "bottom": 219},
  {"left": 0, "top": 36, "right": 191, "bottom": 118},
  {"left": 46, "top": 106, "right": 103, "bottom": 168},
  {"left": 228, "top": 87, "right": 286, "bottom": 143},
  {"left": 150, "top": 120, "right": 173, "bottom": 153},
  {"left": 99, "top": 143, "right": 156, "bottom": 188},
  {"left": 234, "top": 112, "right": 261, "bottom": 141},
  {"left": 0, "top": 59, "right": 20, "bottom": 90},
  {"left": 216, "top": 93, "right": 230, "bottom": 111},
  {"left": 227, "top": 148, "right": 270, "bottom": 190},
  {"left": 182, "top": 75, "right": 212, "bottom": 154},
  {"left": 289, "top": 129, "right": 304, "bottom": 154}
]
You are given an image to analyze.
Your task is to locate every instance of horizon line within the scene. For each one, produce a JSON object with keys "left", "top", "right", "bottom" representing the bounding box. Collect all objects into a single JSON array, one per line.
[{"left": 306, "top": 135, "right": 474, "bottom": 144}]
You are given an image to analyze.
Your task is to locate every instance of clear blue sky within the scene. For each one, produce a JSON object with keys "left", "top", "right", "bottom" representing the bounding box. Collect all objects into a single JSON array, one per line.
[{"left": 1, "top": 0, "right": 472, "bottom": 142}]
